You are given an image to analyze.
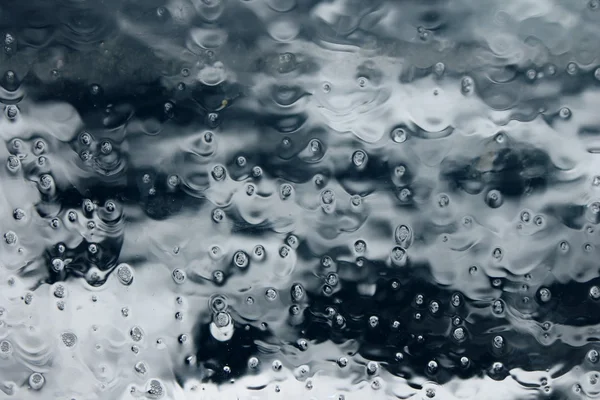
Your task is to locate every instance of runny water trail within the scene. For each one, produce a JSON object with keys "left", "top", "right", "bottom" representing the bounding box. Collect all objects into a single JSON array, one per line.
[{"left": 2, "top": 0, "right": 600, "bottom": 399}]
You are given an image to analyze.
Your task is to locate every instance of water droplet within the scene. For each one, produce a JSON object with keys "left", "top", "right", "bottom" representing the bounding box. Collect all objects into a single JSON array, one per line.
[
  {"left": 265, "top": 288, "right": 278, "bottom": 301},
  {"left": 280, "top": 183, "right": 293, "bottom": 199},
  {"left": 427, "top": 360, "right": 438, "bottom": 374},
  {"left": 492, "top": 247, "right": 503, "bottom": 261},
  {"left": 429, "top": 301, "right": 440, "bottom": 315},
  {"left": 354, "top": 240, "right": 366, "bottom": 253},
  {"left": 116, "top": 264, "right": 134, "bottom": 285},
  {"left": 591, "top": 285, "right": 600, "bottom": 300},
  {"left": 493, "top": 335, "right": 505, "bottom": 349},
  {"left": 368, "top": 315, "right": 379, "bottom": 328},
  {"left": 233, "top": 251, "right": 249, "bottom": 268},
  {"left": 130, "top": 326, "right": 144, "bottom": 342},
  {"left": 291, "top": 283, "right": 305, "bottom": 301},
  {"left": 453, "top": 327, "right": 466, "bottom": 341},
  {"left": 211, "top": 165, "right": 226, "bottom": 181},
  {"left": 486, "top": 189, "right": 503, "bottom": 208},
  {"left": 438, "top": 194, "right": 450, "bottom": 207},
  {"left": 492, "top": 299, "right": 505, "bottom": 314},
  {"left": 395, "top": 225, "right": 413, "bottom": 247},
  {"left": 588, "top": 349, "right": 599, "bottom": 363},
  {"left": 559, "top": 107, "right": 571, "bottom": 119},
  {"left": 538, "top": 287, "right": 551, "bottom": 302},
  {"left": 172, "top": 268, "right": 186, "bottom": 284},
  {"left": 4, "top": 231, "right": 17, "bottom": 245},
  {"left": 451, "top": 293, "right": 462, "bottom": 307},
  {"left": 28, "top": 373, "right": 45, "bottom": 390},
  {"left": 61, "top": 332, "right": 77, "bottom": 347},
  {"left": 5, "top": 105, "right": 18, "bottom": 120},
  {"left": 391, "top": 247, "right": 407, "bottom": 266},
  {"left": 279, "top": 245, "right": 290, "bottom": 258},
  {"left": 321, "top": 189, "right": 335, "bottom": 205},
  {"left": 135, "top": 361, "right": 148, "bottom": 376},
  {"left": 146, "top": 379, "right": 165, "bottom": 399},
  {"left": 51, "top": 258, "right": 64, "bottom": 272},
  {"left": 212, "top": 208, "right": 225, "bottom": 223},
  {"left": 461, "top": 76, "right": 474, "bottom": 94},
  {"left": 352, "top": 150, "right": 367, "bottom": 168}
]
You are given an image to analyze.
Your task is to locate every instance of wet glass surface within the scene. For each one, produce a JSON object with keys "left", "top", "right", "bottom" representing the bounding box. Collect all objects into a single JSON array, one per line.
[{"left": 2, "top": 0, "right": 600, "bottom": 399}]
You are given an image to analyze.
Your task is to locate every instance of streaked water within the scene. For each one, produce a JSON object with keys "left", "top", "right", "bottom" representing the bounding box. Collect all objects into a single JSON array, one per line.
[{"left": 2, "top": 0, "right": 600, "bottom": 399}]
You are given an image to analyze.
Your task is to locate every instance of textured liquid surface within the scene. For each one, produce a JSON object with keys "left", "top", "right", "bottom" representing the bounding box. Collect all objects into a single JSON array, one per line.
[{"left": 2, "top": 0, "right": 600, "bottom": 399}]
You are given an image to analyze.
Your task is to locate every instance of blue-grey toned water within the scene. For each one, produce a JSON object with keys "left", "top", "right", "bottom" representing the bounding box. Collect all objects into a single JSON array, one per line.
[{"left": 2, "top": 0, "right": 600, "bottom": 399}]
